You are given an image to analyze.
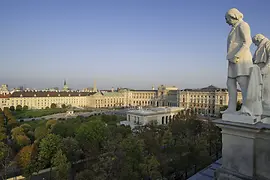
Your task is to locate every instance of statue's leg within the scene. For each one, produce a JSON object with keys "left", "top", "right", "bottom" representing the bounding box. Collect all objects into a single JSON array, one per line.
[
  {"left": 263, "top": 74, "right": 270, "bottom": 109},
  {"left": 226, "top": 77, "right": 237, "bottom": 112},
  {"left": 237, "top": 76, "right": 249, "bottom": 107}
]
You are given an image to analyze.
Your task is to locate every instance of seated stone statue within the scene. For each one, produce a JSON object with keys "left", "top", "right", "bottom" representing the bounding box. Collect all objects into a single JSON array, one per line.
[{"left": 253, "top": 34, "right": 270, "bottom": 115}]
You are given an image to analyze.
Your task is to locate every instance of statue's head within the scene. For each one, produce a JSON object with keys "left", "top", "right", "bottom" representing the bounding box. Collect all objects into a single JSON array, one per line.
[
  {"left": 225, "top": 8, "right": 243, "bottom": 26},
  {"left": 253, "top": 34, "right": 266, "bottom": 46}
]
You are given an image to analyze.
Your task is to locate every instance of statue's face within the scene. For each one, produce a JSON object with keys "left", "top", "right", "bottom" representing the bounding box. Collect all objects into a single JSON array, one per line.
[
  {"left": 253, "top": 39, "right": 260, "bottom": 46},
  {"left": 225, "top": 15, "right": 238, "bottom": 26}
]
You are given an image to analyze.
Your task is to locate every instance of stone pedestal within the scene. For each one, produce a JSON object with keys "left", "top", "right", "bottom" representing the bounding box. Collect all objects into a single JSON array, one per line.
[
  {"left": 214, "top": 119, "right": 270, "bottom": 180},
  {"left": 222, "top": 113, "right": 260, "bottom": 124}
]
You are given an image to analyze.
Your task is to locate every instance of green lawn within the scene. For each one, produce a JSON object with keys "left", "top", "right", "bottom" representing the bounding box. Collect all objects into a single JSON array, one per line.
[{"left": 13, "top": 108, "right": 66, "bottom": 119}]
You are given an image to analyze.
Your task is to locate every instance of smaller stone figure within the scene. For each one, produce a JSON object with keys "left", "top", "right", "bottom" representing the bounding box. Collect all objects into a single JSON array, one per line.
[
  {"left": 240, "top": 64, "right": 263, "bottom": 117},
  {"left": 253, "top": 34, "right": 270, "bottom": 114}
]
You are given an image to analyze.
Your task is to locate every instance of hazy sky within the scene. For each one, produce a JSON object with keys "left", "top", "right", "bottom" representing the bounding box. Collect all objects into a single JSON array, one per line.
[{"left": 1, "top": 0, "right": 270, "bottom": 90}]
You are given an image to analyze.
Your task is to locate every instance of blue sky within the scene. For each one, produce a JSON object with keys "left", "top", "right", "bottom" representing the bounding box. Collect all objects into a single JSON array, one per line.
[{"left": 1, "top": 0, "right": 270, "bottom": 90}]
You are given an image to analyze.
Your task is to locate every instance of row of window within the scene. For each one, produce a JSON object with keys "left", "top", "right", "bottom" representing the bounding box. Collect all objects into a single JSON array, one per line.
[
  {"left": 132, "top": 95, "right": 155, "bottom": 99},
  {"left": 95, "top": 99, "right": 124, "bottom": 104},
  {"left": 132, "top": 100, "right": 154, "bottom": 105},
  {"left": 193, "top": 108, "right": 215, "bottom": 114}
]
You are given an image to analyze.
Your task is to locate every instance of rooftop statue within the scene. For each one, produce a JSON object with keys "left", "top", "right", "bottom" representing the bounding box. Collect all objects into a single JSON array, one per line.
[
  {"left": 223, "top": 8, "right": 253, "bottom": 114},
  {"left": 253, "top": 34, "right": 270, "bottom": 115}
]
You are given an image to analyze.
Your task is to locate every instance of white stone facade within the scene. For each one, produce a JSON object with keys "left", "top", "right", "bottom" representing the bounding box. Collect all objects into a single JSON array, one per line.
[{"left": 125, "top": 107, "right": 184, "bottom": 128}]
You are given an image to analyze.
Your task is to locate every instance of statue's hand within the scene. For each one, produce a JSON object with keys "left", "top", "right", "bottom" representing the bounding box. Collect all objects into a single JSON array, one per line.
[{"left": 233, "top": 56, "right": 240, "bottom": 63}]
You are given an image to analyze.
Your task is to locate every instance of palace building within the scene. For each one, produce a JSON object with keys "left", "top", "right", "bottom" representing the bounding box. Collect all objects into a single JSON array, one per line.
[
  {"left": 0, "top": 82, "right": 242, "bottom": 116},
  {"left": 179, "top": 85, "right": 242, "bottom": 116},
  {"left": 0, "top": 82, "right": 180, "bottom": 110}
]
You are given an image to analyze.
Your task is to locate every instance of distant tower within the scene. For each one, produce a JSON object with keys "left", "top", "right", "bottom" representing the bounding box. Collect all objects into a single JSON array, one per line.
[
  {"left": 63, "top": 79, "right": 69, "bottom": 91},
  {"left": 93, "top": 80, "right": 97, "bottom": 92},
  {"left": 152, "top": 85, "right": 155, "bottom": 90},
  {"left": 111, "top": 87, "right": 114, "bottom": 92}
]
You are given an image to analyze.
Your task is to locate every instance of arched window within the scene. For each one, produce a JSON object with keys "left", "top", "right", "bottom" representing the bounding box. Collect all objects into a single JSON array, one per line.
[{"left": 162, "top": 116, "right": 164, "bottom": 124}]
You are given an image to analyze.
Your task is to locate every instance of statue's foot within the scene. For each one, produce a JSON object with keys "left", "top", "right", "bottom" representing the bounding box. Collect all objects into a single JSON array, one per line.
[
  {"left": 236, "top": 106, "right": 252, "bottom": 116},
  {"left": 221, "top": 108, "right": 236, "bottom": 114}
]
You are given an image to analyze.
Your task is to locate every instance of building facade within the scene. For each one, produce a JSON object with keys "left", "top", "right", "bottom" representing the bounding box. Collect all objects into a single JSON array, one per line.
[
  {"left": 4, "top": 91, "right": 94, "bottom": 110},
  {"left": 179, "top": 85, "right": 242, "bottom": 116},
  {"left": 0, "top": 84, "right": 180, "bottom": 110},
  {"left": 122, "top": 107, "right": 184, "bottom": 129}
]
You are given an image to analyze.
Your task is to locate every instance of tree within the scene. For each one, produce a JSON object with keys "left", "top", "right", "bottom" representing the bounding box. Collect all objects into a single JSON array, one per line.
[
  {"left": 7, "top": 116, "right": 18, "bottom": 129},
  {"left": 116, "top": 135, "right": 145, "bottom": 180},
  {"left": 51, "top": 122, "right": 76, "bottom": 138},
  {"left": 9, "top": 106, "right": 15, "bottom": 112},
  {"left": 140, "top": 155, "right": 161, "bottom": 179},
  {"left": 11, "top": 127, "right": 31, "bottom": 149},
  {"left": 61, "top": 104, "right": 66, "bottom": 109},
  {"left": 219, "top": 105, "right": 228, "bottom": 118},
  {"left": 20, "top": 124, "right": 32, "bottom": 133},
  {"left": 11, "top": 127, "right": 25, "bottom": 139},
  {"left": 16, "top": 135, "right": 31, "bottom": 147},
  {"left": 3, "top": 107, "right": 10, "bottom": 115},
  {"left": 16, "top": 105, "right": 23, "bottom": 111},
  {"left": 75, "top": 120, "right": 108, "bottom": 154},
  {"left": 75, "top": 170, "right": 94, "bottom": 180},
  {"left": 34, "top": 126, "right": 48, "bottom": 140},
  {"left": 52, "top": 150, "right": 71, "bottom": 180},
  {"left": 237, "top": 101, "right": 242, "bottom": 111},
  {"left": 0, "top": 113, "right": 5, "bottom": 127},
  {"left": 23, "top": 105, "right": 29, "bottom": 111},
  {"left": 16, "top": 145, "right": 33, "bottom": 169},
  {"left": 38, "top": 134, "right": 63, "bottom": 169},
  {"left": 0, "top": 128, "right": 6, "bottom": 141},
  {"left": 46, "top": 119, "right": 57, "bottom": 130},
  {"left": 62, "top": 137, "right": 82, "bottom": 162},
  {"left": 22, "top": 143, "right": 39, "bottom": 178},
  {"left": 0, "top": 142, "right": 12, "bottom": 180},
  {"left": 51, "top": 103, "right": 57, "bottom": 109}
]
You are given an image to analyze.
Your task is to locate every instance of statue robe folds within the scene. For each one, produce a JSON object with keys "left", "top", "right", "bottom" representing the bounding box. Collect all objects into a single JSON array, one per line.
[
  {"left": 253, "top": 38, "right": 270, "bottom": 110},
  {"left": 227, "top": 19, "right": 253, "bottom": 78},
  {"left": 240, "top": 65, "right": 263, "bottom": 116}
]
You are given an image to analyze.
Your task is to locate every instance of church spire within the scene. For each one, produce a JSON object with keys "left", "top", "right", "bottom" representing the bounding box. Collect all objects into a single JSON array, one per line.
[{"left": 63, "top": 79, "right": 69, "bottom": 92}]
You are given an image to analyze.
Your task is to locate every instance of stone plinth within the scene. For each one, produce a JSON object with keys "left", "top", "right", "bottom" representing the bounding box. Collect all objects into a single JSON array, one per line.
[
  {"left": 214, "top": 119, "right": 270, "bottom": 180},
  {"left": 222, "top": 113, "right": 260, "bottom": 124}
]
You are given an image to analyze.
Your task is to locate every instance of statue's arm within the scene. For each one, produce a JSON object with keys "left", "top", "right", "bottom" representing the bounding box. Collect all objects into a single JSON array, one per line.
[
  {"left": 266, "top": 42, "right": 270, "bottom": 64},
  {"left": 235, "top": 22, "right": 252, "bottom": 58},
  {"left": 261, "top": 42, "right": 270, "bottom": 74}
]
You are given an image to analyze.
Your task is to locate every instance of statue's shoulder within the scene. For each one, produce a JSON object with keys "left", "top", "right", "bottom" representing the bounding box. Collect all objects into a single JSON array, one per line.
[
  {"left": 239, "top": 21, "right": 250, "bottom": 29},
  {"left": 265, "top": 40, "right": 270, "bottom": 51}
]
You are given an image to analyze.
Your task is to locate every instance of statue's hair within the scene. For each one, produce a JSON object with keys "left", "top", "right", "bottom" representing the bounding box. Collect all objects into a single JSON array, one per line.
[
  {"left": 226, "top": 8, "right": 244, "bottom": 20},
  {"left": 252, "top": 34, "right": 266, "bottom": 43}
]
